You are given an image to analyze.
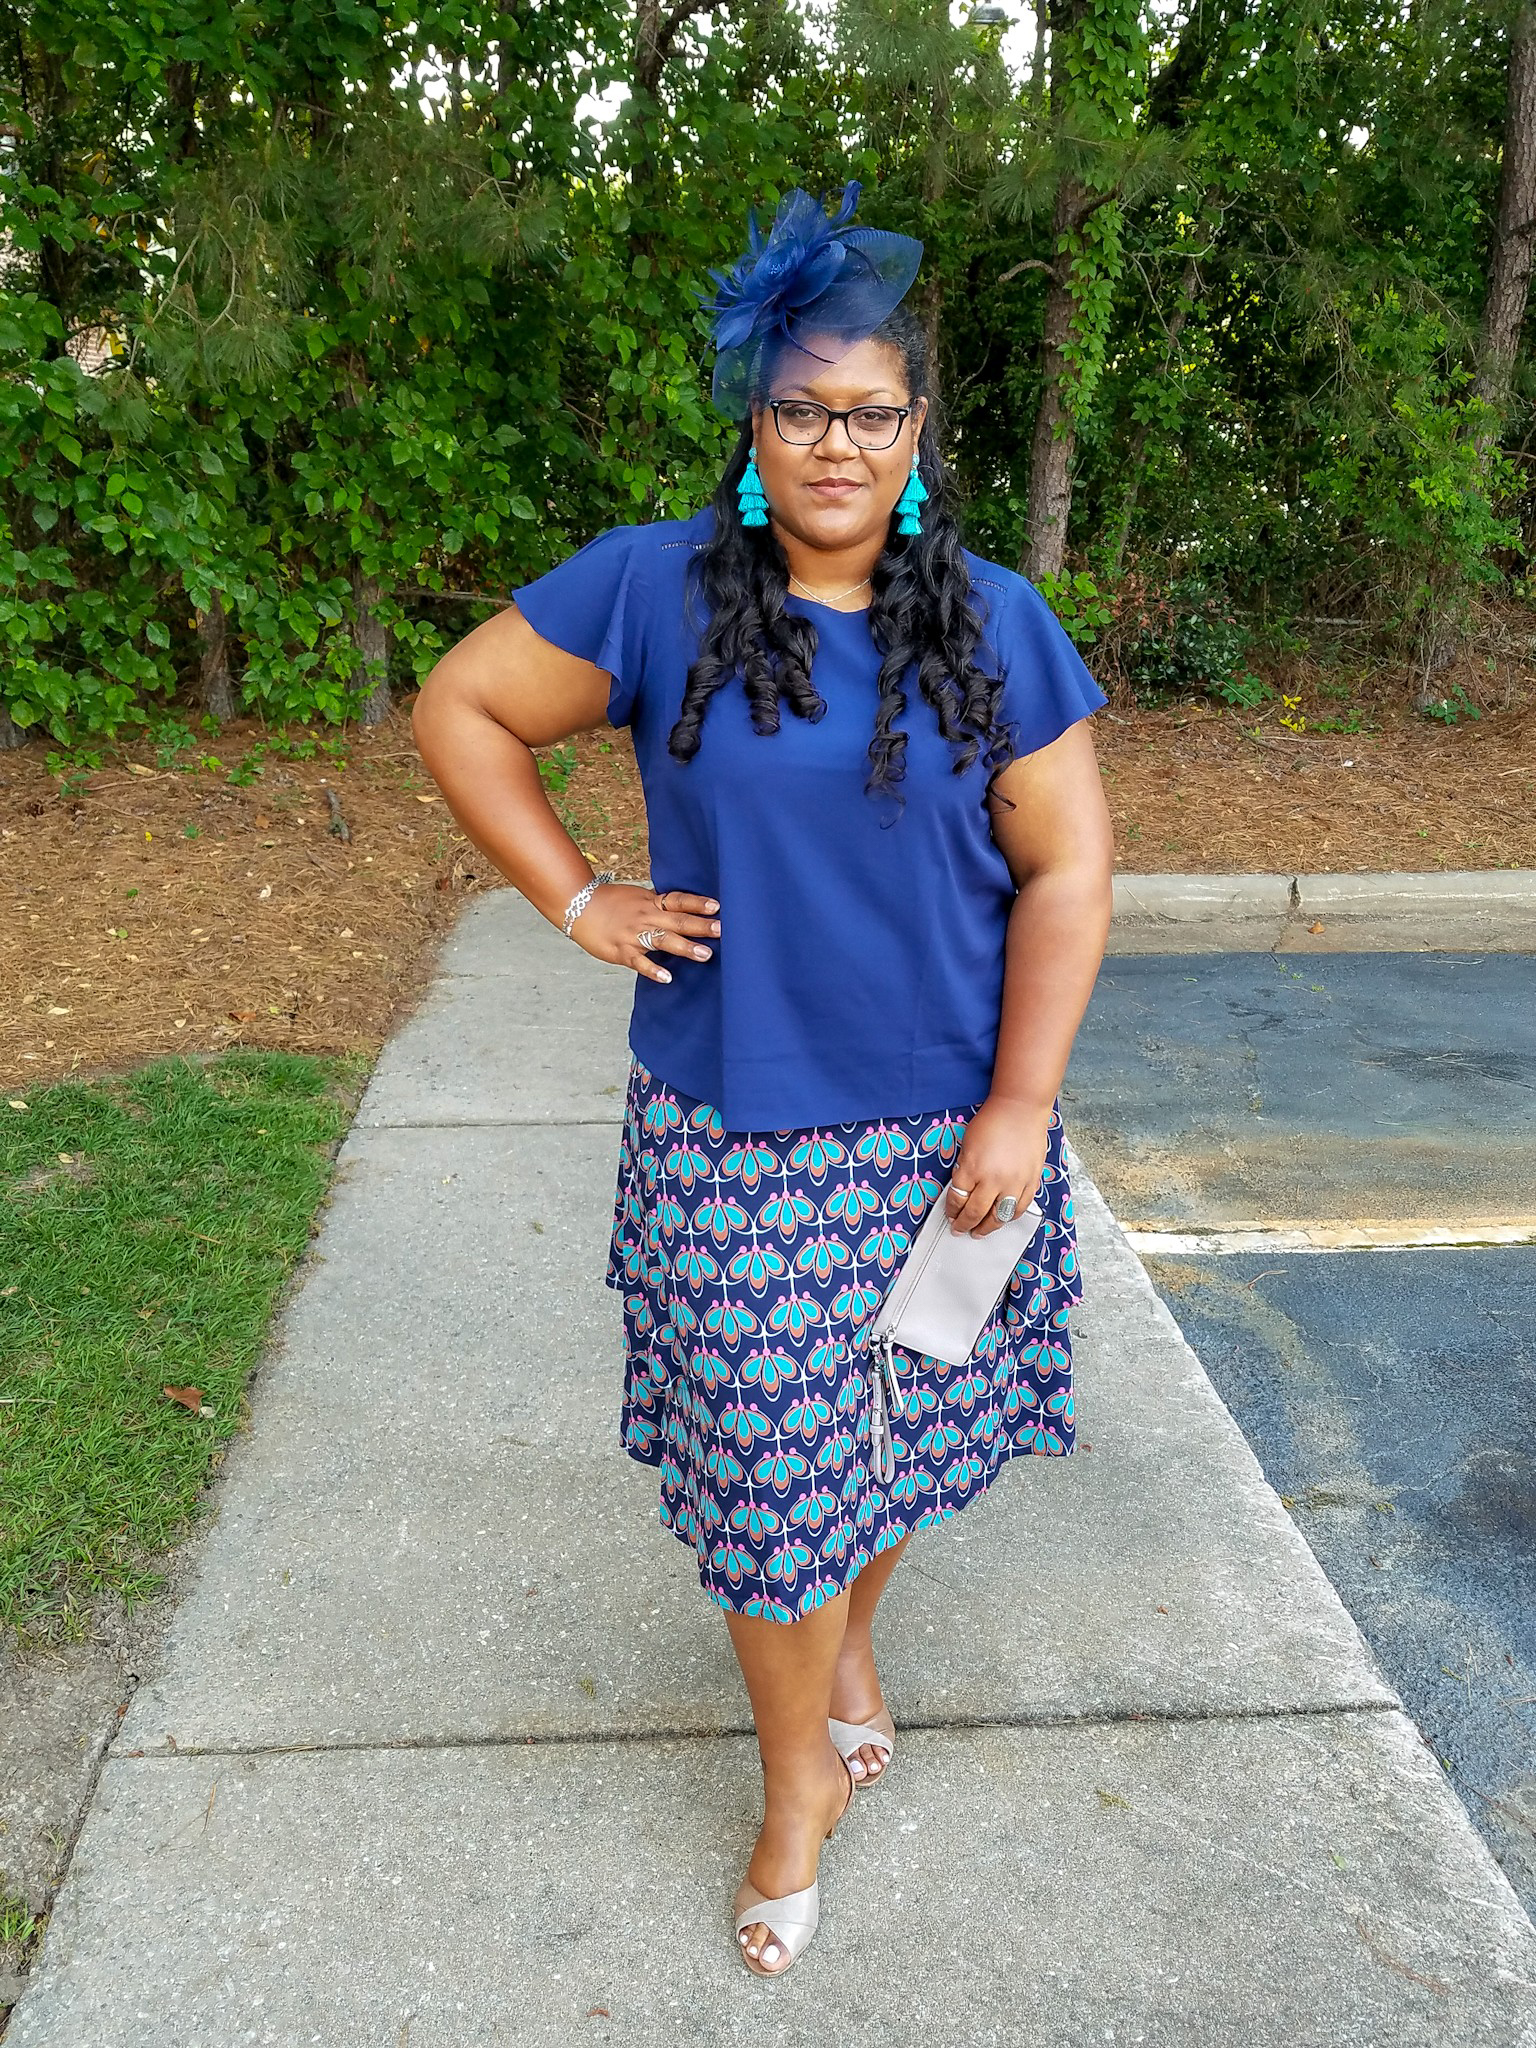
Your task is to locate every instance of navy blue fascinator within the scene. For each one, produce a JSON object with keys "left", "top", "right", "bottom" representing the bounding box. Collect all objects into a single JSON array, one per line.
[{"left": 695, "top": 181, "right": 923, "bottom": 420}]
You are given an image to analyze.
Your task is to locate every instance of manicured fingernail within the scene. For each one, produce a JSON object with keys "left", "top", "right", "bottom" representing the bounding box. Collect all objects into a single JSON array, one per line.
[{"left": 658, "top": 970, "right": 671, "bottom": 982}]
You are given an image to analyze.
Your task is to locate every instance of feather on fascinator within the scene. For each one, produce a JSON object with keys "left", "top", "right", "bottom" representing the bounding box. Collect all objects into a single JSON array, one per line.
[{"left": 695, "top": 180, "right": 923, "bottom": 420}]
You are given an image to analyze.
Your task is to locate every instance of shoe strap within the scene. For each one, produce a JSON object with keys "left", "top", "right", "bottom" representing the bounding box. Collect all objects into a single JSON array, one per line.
[
  {"left": 828, "top": 1714, "right": 895, "bottom": 1762},
  {"left": 735, "top": 1878, "right": 821, "bottom": 1957}
]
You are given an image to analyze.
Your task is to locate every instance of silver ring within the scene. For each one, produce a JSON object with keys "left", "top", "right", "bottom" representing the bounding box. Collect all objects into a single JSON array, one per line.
[
  {"left": 636, "top": 927, "right": 664, "bottom": 949},
  {"left": 951, "top": 1185, "right": 972, "bottom": 1198},
  {"left": 993, "top": 1194, "right": 1019, "bottom": 1222}
]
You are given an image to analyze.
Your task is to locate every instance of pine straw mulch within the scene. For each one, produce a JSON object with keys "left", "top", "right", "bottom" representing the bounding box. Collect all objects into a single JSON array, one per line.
[
  {"left": 1095, "top": 682, "right": 1534, "bottom": 872},
  {"left": 1092, "top": 610, "right": 1535, "bottom": 872},
  {"left": 1, "top": 654, "right": 1532, "bottom": 1095},
  {"left": 2, "top": 725, "right": 494, "bottom": 1098}
]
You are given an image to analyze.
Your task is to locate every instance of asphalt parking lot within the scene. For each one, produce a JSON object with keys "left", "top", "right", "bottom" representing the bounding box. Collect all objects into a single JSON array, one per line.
[{"left": 1066, "top": 950, "right": 1536, "bottom": 1921}]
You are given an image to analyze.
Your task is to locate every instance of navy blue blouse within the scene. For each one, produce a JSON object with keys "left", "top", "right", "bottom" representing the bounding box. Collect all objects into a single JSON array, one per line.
[{"left": 510, "top": 505, "right": 1107, "bottom": 1131}]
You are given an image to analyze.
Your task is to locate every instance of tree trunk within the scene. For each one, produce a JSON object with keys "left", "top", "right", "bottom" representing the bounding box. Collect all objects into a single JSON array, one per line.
[
  {"left": 352, "top": 568, "right": 392, "bottom": 726},
  {"left": 918, "top": 95, "right": 949, "bottom": 375},
  {"left": 496, "top": 0, "right": 532, "bottom": 99},
  {"left": 197, "top": 596, "right": 237, "bottom": 722},
  {"left": 1415, "top": 0, "right": 1536, "bottom": 702},
  {"left": 0, "top": 705, "right": 26, "bottom": 750},
  {"left": 627, "top": 0, "right": 710, "bottom": 208},
  {"left": 337, "top": 362, "right": 392, "bottom": 724},
  {"left": 1474, "top": 1, "right": 1536, "bottom": 440},
  {"left": 1021, "top": 172, "right": 1086, "bottom": 582},
  {"left": 167, "top": 59, "right": 242, "bottom": 726},
  {"left": 34, "top": 47, "right": 79, "bottom": 364},
  {"left": 1027, "top": 3, "right": 1048, "bottom": 105},
  {"left": 1412, "top": 618, "right": 1462, "bottom": 705},
  {"left": 1019, "top": 0, "right": 1097, "bottom": 583}
]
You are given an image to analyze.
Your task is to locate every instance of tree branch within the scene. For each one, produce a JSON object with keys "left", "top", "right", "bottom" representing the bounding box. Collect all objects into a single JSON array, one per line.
[
  {"left": 634, "top": 0, "right": 715, "bottom": 98},
  {"left": 999, "top": 257, "right": 1062, "bottom": 285}
]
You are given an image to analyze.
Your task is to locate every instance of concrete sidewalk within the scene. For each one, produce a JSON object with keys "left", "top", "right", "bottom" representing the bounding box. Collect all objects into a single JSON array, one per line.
[{"left": 6, "top": 892, "right": 1535, "bottom": 2046}]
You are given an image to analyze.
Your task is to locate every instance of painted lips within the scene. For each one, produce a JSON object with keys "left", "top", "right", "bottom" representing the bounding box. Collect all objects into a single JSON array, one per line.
[{"left": 806, "top": 481, "right": 862, "bottom": 496}]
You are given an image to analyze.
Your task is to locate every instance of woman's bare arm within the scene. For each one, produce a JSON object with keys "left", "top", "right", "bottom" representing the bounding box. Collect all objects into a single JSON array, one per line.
[
  {"left": 411, "top": 603, "right": 721, "bottom": 979},
  {"left": 946, "top": 718, "right": 1115, "bottom": 1237},
  {"left": 984, "top": 719, "right": 1115, "bottom": 1113}
]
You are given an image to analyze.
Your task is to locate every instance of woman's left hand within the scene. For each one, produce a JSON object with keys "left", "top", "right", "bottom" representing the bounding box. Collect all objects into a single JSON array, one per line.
[{"left": 946, "top": 1096, "right": 1052, "bottom": 1237}]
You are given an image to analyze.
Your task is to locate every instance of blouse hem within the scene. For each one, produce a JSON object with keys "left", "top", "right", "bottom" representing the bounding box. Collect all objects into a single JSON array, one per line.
[{"left": 624, "top": 1037, "right": 1006, "bottom": 1135}]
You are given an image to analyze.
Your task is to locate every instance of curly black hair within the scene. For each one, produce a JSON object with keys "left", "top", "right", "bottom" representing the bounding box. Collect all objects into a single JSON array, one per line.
[{"left": 671, "top": 302, "right": 1020, "bottom": 822}]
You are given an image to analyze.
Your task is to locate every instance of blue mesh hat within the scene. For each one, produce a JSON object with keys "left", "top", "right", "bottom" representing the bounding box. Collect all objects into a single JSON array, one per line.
[{"left": 694, "top": 180, "right": 923, "bottom": 421}]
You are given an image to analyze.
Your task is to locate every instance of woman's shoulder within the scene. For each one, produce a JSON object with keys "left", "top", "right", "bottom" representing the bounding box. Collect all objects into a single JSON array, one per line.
[
  {"left": 957, "top": 543, "right": 1108, "bottom": 732},
  {"left": 958, "top": 545, "right": 1040, "bottom": 622},
  {"left": 577, "top": 504, "right": 716, "bottom": 567},
  {"left": 958, "top": 546, "right": 1082, "bottom": 663},
  {"left": 519, "top": 509, "right": 714, "bottom": 650}
]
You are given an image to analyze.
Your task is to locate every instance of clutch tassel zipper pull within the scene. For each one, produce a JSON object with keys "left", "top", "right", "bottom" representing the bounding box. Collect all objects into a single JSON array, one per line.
[
  {"left": 870, "top": 1330, "right": 904, "bottom": 1484},
  {"left": 868, "top": 1328, "right": 903, "bottom": 1485},
  {"left": 878, "top": 1330, "right": 904, "bottom": 1420}
]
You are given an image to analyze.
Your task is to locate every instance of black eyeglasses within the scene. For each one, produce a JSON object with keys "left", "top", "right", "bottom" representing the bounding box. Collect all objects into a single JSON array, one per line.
[{"left": 768, "top": 399, "right": 914, "bottom": 451}]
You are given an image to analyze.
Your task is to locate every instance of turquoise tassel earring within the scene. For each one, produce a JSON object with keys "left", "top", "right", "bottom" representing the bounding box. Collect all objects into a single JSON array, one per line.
[
  {"left": 737, "top": 449, "right": 770, "bottom": 527},
  {"left": 894, "top": 460, "right": 928, "bottom": 536}
]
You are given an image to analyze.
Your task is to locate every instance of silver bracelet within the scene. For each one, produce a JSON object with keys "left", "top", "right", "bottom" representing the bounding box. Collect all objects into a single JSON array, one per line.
[{"left": 562, "top": 868, "right": 617, "bottom": 939}]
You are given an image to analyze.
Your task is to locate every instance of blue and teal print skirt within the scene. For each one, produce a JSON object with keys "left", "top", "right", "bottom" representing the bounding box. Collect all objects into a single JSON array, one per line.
[{"left": 605, "top": 1054, "right": 1081, "bottom": 1622}]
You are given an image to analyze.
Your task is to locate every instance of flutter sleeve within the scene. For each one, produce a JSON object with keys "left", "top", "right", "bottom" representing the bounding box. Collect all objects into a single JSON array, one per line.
[
  {"left": 509, "top": 524, "right": 647, "bottom": 728},
  {"left": 986, "top": 571, "right": 1109, "bottom": 755}
]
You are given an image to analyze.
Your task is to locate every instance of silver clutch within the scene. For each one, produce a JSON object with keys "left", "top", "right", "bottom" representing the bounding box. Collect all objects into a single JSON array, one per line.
[{"left": 864, "top": 1182, "right": 1045, "bottom": 1483}]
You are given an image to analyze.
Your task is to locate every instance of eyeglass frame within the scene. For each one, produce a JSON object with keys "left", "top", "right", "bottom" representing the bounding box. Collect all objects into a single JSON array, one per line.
[{"left": 765, "top": 398, "right": 917, "bottom": 451}]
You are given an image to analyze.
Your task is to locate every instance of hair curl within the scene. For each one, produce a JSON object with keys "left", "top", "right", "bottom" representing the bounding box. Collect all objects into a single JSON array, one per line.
[{"left": 670, "top": 303, "right": 1020, "bottom": 821}]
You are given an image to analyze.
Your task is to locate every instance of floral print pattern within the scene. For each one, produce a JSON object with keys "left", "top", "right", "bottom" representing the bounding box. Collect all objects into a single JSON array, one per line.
[{"left": 605, "top": 1055, "right": 1081, "bottom": 1621}]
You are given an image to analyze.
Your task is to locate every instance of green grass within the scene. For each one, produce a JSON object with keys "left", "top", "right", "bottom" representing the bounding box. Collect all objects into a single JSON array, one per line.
[
  {"left": 1, "top": 1884, "right": 42, "bottom": 1984},
  {"left": 1, "top": 1050, "right": 367, "bottom": 1648}
]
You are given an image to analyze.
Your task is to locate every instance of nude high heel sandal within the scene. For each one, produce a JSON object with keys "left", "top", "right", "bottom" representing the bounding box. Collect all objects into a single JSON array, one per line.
[
  {"left": 828, "top": 1705, "right": 895, "bottom": 1786},
  {"left": 734, "top": 1756, "right": 856, "bottom": 1977}
]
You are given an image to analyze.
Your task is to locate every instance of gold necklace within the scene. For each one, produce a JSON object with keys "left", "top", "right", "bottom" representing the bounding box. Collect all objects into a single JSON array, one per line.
[{"left": 788, "top": 571, "right": 872, "bottom": 604}]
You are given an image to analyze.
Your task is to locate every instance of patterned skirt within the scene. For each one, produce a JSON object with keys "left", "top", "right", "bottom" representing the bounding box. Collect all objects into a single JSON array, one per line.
[{"left": 604, "top": 1054, "right": 1081, "bottom": 1622}]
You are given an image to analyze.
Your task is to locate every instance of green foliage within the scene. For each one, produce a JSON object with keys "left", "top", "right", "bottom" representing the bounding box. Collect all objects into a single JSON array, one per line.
[
  {"left": 537, "top": 741, "right": 579, "bottom": 796},
  {"left": 1117, "top": 574, "right": 1270, "bottom": 708},
  {"left": 0, "top": 0, "right": 1529, "bottom": 745},
  {"left": 1301, "top": 296, "right": 1523, "bottom": 632},
  {"left": 1420, "top": 682, "right": 1483, "bottom": 726},
  {"left": 1053, "top": 1, "right": 1145, "bottom": 411},
  {"left": 1037, "top": 567, "right": 1115, "bottom": 646}
]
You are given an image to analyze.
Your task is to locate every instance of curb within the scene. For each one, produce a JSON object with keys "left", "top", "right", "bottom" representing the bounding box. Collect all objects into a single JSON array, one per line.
[
  {"left": 1110, "top": 870, "right": 1536, "bottom": 947},
  {"left": 1295, "top": 870, "right": 1536, "bottom": 912}
]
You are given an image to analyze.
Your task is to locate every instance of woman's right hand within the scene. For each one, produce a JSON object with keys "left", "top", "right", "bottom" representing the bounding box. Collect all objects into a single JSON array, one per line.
[{"left": 569, "top": 882, "right": 721, "bottom": 985}]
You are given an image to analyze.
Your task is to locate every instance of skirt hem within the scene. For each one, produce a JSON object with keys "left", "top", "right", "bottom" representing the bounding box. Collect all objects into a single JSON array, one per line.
[{"left": 623, "top": 1404, "right": 1076, "bottom": 1623}]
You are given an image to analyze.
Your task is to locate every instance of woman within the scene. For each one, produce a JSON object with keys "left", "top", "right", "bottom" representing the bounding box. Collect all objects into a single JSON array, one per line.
[{"left": 412, "top": 181, "right": 1114, "bottom": 1979}]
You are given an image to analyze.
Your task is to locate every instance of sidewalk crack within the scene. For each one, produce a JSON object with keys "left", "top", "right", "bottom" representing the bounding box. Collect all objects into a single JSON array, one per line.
[{"left": 110, "top": 1695, "right": 1402, "bottom": 1764}]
